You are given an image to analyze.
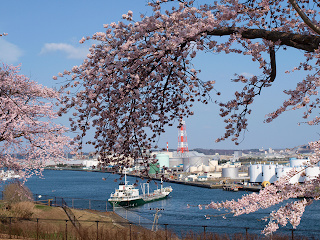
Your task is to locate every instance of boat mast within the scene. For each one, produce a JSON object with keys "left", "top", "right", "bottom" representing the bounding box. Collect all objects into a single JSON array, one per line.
[{"left": 124, "top": 170, "right": 127, "bottom": 185}]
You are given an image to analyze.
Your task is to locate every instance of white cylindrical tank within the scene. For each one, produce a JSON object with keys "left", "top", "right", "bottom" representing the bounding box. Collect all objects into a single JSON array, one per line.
[
  {"left": 209, "top": 160, "right": 218, "bottom": 171},
  {"left": 222, "top": 167, "right": 239, "bottom": 179},
  {"left": 305, "top": 167, "right": 320, "bottom": 181},
  {"left": 296, "top": 167, "right": 305, "bottom": 183},
  {"left": 215, "top": 165, "right": 222, "bottom": 172},
  {"left": 290, "top": 167, "right": 301, "bottom": 184},
  {"left": 275, "top": 166, "right": 300, "bottom": 184},
  {"left": 290, "top": 158, "right": 309, "bottom": 167},
  {"left": 262, "top": 164, "right": 276, "bottom": 183},
  {"left": 197, "top": 164, "right": 203, "bottom": 172},
  {"left": 183, "top": 157, "right": 202, "bottom": 172},
  {"left": 169, "top": 157, "right": 183, "bottom": 167},
  {"left": 275, "top": 166, "right": 289, "bottom": 182},
  {"left": 249, "top": 164, "right": 262, "bottom": 183},
  {"left": 201, "top": 157, "right": 210, "bottom": 166},
  {"left": 156, "top": 153, "right": 170, "bottom": 169},
  {"left": 189, "top": 166, "right": 198, "bottom": 173},
  {"left": 203, "top": 166, "right": 210, "bottom": 173}
]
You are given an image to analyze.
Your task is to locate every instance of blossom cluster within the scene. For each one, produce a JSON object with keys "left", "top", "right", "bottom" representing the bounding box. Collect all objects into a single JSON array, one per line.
[
  {"left": 0, "top": 63, "right": 72, "bottom": 180},
  {"left": 203, "top": 139, "right": 320, "bottom": 234},
  {"left": 55, "top": 1, "right": 221, "bottom": 166},
  {"left": 54, "top": 0, "right": 320, "bottom": 233},
  {"left": 55, "top": 0, "right": 320, "bottom": 154},
  {"left": 146, "top": 0, "right": 320, "bottom": 144}
]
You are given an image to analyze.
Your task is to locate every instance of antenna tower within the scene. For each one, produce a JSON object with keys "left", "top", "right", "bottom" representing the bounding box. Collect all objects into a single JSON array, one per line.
[{"left": 177, "top": 120, "right": 189, "bottom": 157}]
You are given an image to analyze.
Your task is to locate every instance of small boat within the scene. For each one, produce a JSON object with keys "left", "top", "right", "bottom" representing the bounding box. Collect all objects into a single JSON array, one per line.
[{"left": 108, "top": 174, "right": 173, "bottom": 207}]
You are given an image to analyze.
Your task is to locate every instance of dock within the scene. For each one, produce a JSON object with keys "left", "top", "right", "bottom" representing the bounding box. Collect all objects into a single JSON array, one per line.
[{"left": 223, "top": 185, "right": 261, "bottom": 192}]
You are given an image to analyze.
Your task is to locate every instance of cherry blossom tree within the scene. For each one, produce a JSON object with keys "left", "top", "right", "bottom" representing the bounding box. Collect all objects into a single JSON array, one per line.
[
  {"left": 55, "top": 0, "right": 320, "bottom": 234},
  {"left": 0, "top": 63, "right": 72, "bottom": 180}
]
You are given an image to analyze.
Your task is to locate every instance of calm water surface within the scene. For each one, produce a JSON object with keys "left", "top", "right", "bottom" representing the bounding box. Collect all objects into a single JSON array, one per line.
[{"left": 14, "top": 170, "right": 320, "bottom": 237}]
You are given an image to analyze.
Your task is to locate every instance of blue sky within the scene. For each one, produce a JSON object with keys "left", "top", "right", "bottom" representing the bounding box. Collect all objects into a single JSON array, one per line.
[{"left": 0, "top": 0, "right": 318, "bottom": 152}]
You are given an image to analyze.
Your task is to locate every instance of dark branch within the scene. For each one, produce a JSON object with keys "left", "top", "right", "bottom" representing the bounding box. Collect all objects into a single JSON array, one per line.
[
  {"left": 269, "top": 45, "right": 276, "bottom": 82},
  {"left": 206, "top": 27, "right": 320, "bottom": 52},
  {"left": 288, "top": 0, "right": 320, "bottom": 35}
]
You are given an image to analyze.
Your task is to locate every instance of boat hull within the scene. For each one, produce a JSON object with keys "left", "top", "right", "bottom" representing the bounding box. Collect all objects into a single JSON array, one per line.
[{"left": 109, "top": 194, "right": 170, "bottom": 207}]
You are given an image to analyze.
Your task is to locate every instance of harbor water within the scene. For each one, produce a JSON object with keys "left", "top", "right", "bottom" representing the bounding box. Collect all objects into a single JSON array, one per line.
[{"left": 9, "top": 169, "right": 320, "bottom": 238}]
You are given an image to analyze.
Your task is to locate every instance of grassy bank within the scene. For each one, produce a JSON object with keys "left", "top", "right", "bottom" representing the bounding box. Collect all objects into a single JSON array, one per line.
[
  {"left": 0, "top": 202, "right": 312, "bottom": 239},
  {"left": 0, "top": 202, "right": 173, "bottom": 239}
]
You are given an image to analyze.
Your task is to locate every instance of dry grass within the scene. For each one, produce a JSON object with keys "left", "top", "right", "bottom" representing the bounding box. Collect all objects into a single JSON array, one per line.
[
  {"left": 0, "top": 201, "right": 36, "bottom": 223},
  {"left": 0, "top": 204, "right": 315, "bottom": 240},
  {"left": 180, "top": 231, "right": 311, "bottom": 240},
  {"left": 3, "top": 183, "right": 33, "bottom": 204}
]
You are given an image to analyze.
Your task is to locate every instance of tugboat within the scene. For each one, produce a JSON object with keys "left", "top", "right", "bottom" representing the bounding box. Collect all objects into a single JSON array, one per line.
[{"left": 108, "top": 174, "right": 173, "bottom": 207}]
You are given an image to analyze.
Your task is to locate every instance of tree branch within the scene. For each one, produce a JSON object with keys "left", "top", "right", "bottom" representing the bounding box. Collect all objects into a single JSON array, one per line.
[
  {"left": 269, "top": 45, "right": 276, "bottom": 82},
  {"left": 288, "top": 0, "right": 320, "bottom": 35},
  {"left": 206, "top": 27, "right": 320, "bottom": 52}
]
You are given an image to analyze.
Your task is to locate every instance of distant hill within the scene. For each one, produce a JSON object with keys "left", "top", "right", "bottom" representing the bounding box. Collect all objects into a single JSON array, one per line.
[
  {"left": 70, "top": 145, "right": 311, "bottom": 157},
  {"left": 190, "top": 148, "right": 261, "bottom": 155}
]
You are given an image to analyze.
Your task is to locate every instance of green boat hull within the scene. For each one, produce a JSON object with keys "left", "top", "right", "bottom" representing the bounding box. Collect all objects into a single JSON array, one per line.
[{"left": 109, "top": 194, "right": 170, "bottom": 207}]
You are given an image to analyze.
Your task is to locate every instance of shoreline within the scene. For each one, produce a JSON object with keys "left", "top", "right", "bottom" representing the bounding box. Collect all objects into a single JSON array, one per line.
[{"left": 44, "top": 167, "right": 261, "bottom": 192}]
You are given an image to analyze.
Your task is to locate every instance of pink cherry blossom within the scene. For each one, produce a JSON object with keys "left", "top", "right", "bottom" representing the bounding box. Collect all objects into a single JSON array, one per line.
[
  {"left": 0, "top": 63, "right": 73, "bottom": 180},
  {"left": 55, "top": 0, "right": 320, "bottom": 234}
]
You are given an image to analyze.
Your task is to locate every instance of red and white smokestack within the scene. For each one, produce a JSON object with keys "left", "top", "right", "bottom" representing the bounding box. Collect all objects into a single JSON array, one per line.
[
  {"left": 167, "top": 142, "right": 169, "bottom": 152},
  {"left": 177, "top": 119, "right": 189, "bottom": 154}
]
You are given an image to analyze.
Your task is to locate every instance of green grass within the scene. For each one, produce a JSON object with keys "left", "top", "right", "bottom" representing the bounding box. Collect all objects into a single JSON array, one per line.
[{"left": 35, "top": 204, "right": 52, "bottom": 211}]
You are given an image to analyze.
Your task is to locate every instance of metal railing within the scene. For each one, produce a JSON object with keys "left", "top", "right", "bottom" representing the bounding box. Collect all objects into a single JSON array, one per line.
[
  {"left": 33, "top": 193, "right": 110, "bottom": 212},
  {"left": 0, "top": 216, "right": 318, "bottom": 240},
  {"left": 1, "top": 192, "right": 320, "bottom": 239},
  {"left": 113, "top": 205, "right": 156, "bottom": 231},
  {"left": 59, "top": 197, "right": 82, "bottom": 235}
]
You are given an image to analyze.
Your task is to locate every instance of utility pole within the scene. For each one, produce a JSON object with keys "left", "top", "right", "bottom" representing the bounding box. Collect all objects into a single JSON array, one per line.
[{"left": 150, "top": 208, "right": 164, "bottom": 231}]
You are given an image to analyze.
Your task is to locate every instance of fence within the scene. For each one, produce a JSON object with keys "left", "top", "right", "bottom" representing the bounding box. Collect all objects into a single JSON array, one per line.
[
  {"left": 32, "top": 193, "right": 157, "bottom": 231},
  {"left": 33, "top": 193, "right": 110, "bottom": 212},
  {"left": 0, "top": 216, "right": 319, "bottom": 240},
  {"left": 113, "top": 206, "right": 157, "bottom": 231},
  {"left": 1, "top": 192, "right": 320, "bottom": 239}
]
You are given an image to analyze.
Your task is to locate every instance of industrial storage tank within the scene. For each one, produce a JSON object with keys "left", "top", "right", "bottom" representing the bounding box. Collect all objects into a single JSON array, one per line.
[
  {"left": 305, "top": 167, "right": 320, "bottom": 181},
  {"left": 262, "top": 164, "right": 276, "bottom": 183},
  {"left": 249, "top": 164, "right": 262, "bottom": 183},
  {"left": 183, "top": 151, "right": 210, "bottom": 172},
  {"left": 183, "top": 157, "right": 203, "bottom": 172},
  {"left": 290, "top": 158, "right": 309, "bottom": 167},
  {"left": 275, "top": 166, "right": 289, "bottom": 182},
  {"left": 169, "top": 157, "right": 183, "bottom": 167},
  {"left": 189, "top": 166, "right": 198, "bottom": 173},
  {"left": 197, "top": 164, "right": 204, "bottom": 172},
  {"left": 290, "top": 167, "right": 305, "bottom": 183},
  {"left": 156, "top": 153, "right": 169, "bottom": 169},
  {"left": 183, "top": 157, "right": 199, "bottom": 172},
  {"left": 209, "top": 160, "right": 218, "bottom": 171},
  {"left": 149, "top": 163, "right": 159, "bottom": 175},
  {"left": 203, "top": 166, "right": 210, "bottom": 173},
  {"left": 295, "top": 167, "right": 305, "bottom": 183},
  {"left": 275, "top": 166, "right": 300, "bottom": 184},
  {"left": 222, "top": 167, "right": 239, "bottom": 179}
]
